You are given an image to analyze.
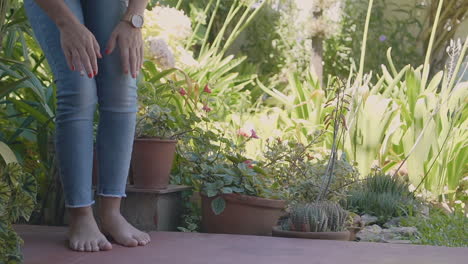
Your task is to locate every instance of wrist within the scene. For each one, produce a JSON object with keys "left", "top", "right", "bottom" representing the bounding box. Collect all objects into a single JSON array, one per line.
[{"left": 56, "top": 16, "right": 80, "bottom": 30}]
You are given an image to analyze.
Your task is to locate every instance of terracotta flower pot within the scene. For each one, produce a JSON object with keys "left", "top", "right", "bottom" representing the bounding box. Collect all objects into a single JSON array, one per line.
[
  {"left": 272, "top": 226, "right": 351, "bottom": 241},
  {"left": 201, "top": 193, "right": 286, "bottom": 236},
  {"left": 348, "top": 226, "right": 362, "bottom": 241},
  {"left": 131, "top": 138, "right": 177, "bottom": 189}
]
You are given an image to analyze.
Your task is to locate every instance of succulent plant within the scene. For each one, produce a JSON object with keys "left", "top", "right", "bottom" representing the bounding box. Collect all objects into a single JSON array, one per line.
[{"left": 283, "top": 201, "right": 349, "bottom": 232}]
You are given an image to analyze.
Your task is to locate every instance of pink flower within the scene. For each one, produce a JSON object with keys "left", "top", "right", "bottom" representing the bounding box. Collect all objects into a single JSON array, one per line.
[
  {"left": 243, "top": 160, "right": 254, "bottom": 169},
  {"left": 203, "top": 84, "right": 212, "bottom": 93},
  {"left": 202, "top": 104, "right": 212, "bottom": 112},
  {"left": 179, "top": 88, "right": 187, "bottom": 96},
  {"left": 237, "top": 128, "right": 251, "bottom": 138},
  {"left": 250, "top": 129, "right": 259, "bottom": 139}
]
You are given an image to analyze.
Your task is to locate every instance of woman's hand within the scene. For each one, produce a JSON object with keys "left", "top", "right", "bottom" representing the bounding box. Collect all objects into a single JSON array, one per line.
[
  {"left": 59, "top": 21, "right": 102, "bottom": 78},
  {"left": 105, "top": 21, "right": 143, "bottom": 78}
]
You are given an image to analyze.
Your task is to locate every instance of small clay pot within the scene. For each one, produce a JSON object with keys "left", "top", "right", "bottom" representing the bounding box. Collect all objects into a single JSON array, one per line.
[
  {"left": 348, "top": 226, "right": 362, "bottom": 241},
  {"left": 131, "top": 138, "right": 177, "bottom": 189},
  {"left": 272, "top": 226, "right": 351, "bottom": 241},
  {"left": 201, "top": 193, "right": 286, "bottom": 236}
]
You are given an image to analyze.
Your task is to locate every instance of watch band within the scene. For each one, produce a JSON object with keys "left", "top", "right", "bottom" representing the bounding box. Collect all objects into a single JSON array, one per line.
[
  {"left": 122, "top": 13, "right": 133, "bottom": 23},
  {"left": 121, "top": 13, "right": 144, "bottom": 28}
]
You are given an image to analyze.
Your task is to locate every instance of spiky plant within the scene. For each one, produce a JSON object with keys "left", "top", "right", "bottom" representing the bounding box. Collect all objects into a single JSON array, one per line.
[
  {"left": 346, "top": 171, "right": 416, "bottom": 223},
  {"left": 283, "top": 201, "right": 349, "bottom": 232}
]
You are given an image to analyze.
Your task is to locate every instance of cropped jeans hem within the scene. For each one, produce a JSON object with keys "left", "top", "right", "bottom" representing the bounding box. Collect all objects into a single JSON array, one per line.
[
  {"left": 96, "top": 192, "right": 127, "bottom": 198},
  {"left": 65, "top": 200, "right": 96, "bottom": 208}
]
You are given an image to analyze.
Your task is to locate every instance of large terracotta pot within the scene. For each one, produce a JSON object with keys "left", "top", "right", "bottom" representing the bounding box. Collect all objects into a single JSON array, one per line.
[
  {"left": 272, "top": 226, "right": 351, "bottom": 241},
  {"left": 201, "top": 193, "right": 286, "bottom": 236},
  {"left": 131, "top": 138, "right": 177, "bottom": 189}
]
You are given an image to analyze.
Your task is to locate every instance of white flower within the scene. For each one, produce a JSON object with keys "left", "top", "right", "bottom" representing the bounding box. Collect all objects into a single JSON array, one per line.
[
  {"left": 143, "top": 5, "right": 198, "bottom": 68},
  {"left": 146, "top": 37, "right": 175, "bottom": 70},
  {"left": 175, "top": 45, "right": 199, "bottom": 68},
  {"left": 143, "top": 6, "right": 192, "bottom": 42}
]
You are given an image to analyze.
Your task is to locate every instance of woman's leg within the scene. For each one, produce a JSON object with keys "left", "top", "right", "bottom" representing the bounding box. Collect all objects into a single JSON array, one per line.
[
  {"left": 82, "top": 0, "right": 150, "bottom": 246},
  {"left": 24, "top": 0, "right": 111, "bottom": 252}
]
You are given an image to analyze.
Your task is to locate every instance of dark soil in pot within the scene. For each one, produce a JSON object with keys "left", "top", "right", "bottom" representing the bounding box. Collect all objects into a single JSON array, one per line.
[
  {"left": 131, "top": 138, "right": 177, "bottom": 189},
  {"left": 272, "top": 226, "right": 351, "bottom": 241},
  {"left": 201, "top": 193, "right": 286, "bottom": 236}
]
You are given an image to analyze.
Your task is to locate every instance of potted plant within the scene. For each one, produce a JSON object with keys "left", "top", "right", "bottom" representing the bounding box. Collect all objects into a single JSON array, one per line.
[
  {"left": 273, "top": 201, "right": 352, "bottom": 241},
  {"left": 132, "top": 105, "right": 180, "bottom": 189},
  {"left": 179, "top": 131, "right": 286, "bottom": 236},
  {"left": 198, "top": 157, "right": 286, "bottom": 236},
  {"left": 132, "top": 67, "right": 200, "bottom": 189}
]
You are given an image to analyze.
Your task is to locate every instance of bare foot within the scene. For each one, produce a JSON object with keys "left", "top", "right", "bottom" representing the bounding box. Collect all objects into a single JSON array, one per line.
[
  {"left": 100, "top": 212, "right": 151, "bottom": 247},
  {"left": 68, "top": 207, "right": 112, "bottom": 252}
]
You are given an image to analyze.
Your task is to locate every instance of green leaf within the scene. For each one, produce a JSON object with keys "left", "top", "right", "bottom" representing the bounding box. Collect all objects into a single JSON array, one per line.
[
  {"left": 0, "top": 181, "right": 12, "bottom": 217},
  {"left": 221, "top": 187, "right": 233, "bottom": 194},
  {"left": 211, "top": 196, "right": 226, "bottom": 215},
  {"left": 205, "top": 188, "right": 218, "bottom": 198},
  {"left": 0, "top": 142, "right": 17, "bottom": 164},
  {"left": 19, "top": 170, "right": 37, "bottom": 199},
  {"left": 10, "top": 191, "right": 35, "bottom": 222},
  {"left": 0, "top": 77, "right": 28, "bottom": 99}
]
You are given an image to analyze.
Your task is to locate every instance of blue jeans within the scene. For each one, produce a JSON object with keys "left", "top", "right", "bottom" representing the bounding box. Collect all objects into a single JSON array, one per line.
[{"left": 24, "top": 0, "right": 138, "bottom": 207}]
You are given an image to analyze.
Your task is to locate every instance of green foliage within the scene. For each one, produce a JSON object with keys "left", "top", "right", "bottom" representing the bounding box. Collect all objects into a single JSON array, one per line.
[
  {"left": 177, "top": 191, "right": 201, "bottom": 232},
  {"left": 261, "top": 137, "right": 359, "bottom": 203},
  {"left": 0, "top": 158, "right": 37, "bottom": 263},
  {"left": 282, "top": 201, "right": 349, "bottom": 232},
  {"left": 324, "top": 0, "right": 425, "bottom": 81},
  {"left": 174, "top": 125, "right": 279, "bottom": 214},
  {"left": 401, "top": 208, "right": 468, "bottom": 247},
  {"left": 346, "top": 172, "right": 416, "bottom": 223}
]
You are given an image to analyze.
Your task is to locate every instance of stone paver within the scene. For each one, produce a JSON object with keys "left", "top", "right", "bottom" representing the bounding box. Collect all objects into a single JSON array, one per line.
[{"left": 16, "top": 225, "right": 467, "bottom": 264}]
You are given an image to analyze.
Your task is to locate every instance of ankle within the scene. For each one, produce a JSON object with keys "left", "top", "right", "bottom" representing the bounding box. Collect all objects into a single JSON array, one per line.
[
  {"left": 99, "top": 209, "right": 122, "bottom": 221},
  {"left": 69, "top": 206, "right": 94, "bottom": 218}
]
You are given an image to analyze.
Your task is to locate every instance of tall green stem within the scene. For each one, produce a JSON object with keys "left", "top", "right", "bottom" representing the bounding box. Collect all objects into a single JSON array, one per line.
[
  {"left": 357, "top": 0, "right": 374, "bottom": 85},
  {"left": 421, "top": 0, "right": 444, "bottom": 90}
]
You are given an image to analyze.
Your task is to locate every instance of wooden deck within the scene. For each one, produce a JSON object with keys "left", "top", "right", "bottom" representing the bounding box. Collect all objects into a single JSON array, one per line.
[{"left": 16, "top": 225, "right": 467, "bottom": 264}]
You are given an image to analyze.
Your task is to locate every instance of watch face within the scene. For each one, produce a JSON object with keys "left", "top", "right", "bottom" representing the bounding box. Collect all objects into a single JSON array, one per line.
[{"left": 131, "top": 15, "right": 144, "bottom": 28}]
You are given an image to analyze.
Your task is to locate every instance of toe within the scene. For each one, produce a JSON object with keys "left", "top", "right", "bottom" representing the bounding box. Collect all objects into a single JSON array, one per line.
[
  {"left": 135, "top": 233, "right": 150, "bottom": 246},
  {"left": 84, "top": 241, "right": 92, "bottom": 252},
  {"left": 69, "top": 241, "right": 79, "bottom": 251},
  {"left": 122, "top": 236, "right": 138, "bottom": 247},
  {"left": 78, "top": 242, "right": 85, "bottom": 252},
  {"left": 91, "top": 241, "right": 100, "bottom": 252},
  {"left": 98, "top": 240, "right": 113, "bottom": 251}
]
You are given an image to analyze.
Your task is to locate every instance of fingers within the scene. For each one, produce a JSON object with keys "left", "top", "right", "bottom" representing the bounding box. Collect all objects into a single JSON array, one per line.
[
  {"left": 106, "top": 32, "right": 117, "bottom": 55},
  {"left": 130, "top": 47, "right": 137, "bottom": 78},
  {"left": 93, "top": 37, "right": 102, "bottom": 59},
  {"left": 137, "top": 45, "right": 143, "bottom": 74},
  {"left": 64, "top": 48, "right": 75, "bottom": 71},
  {"left": 78, "top": 48, "right": 93, "bottom": 78},
  {"left": 120, "top": 44, "right": 130, "bottom": 75},
  {"left": 86, "top": 42, "right": 98, "bottom": 77},
  {"left": 71, "top": 49, "right": 83, "bottom": 74}
]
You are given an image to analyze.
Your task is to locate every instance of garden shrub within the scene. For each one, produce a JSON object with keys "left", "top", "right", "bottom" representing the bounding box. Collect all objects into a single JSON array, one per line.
[
  {"left": 346, "top": 171, "right": 417, "bottom": 223},
  {"left": 324, "top": 0, "right": 425, "bottom": 81},
  {"left": 0, "top": 162, "right": 37, "bottom": 263},
  {"left": 401, "top": 208, "right": 468, "bottom": 247}
]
